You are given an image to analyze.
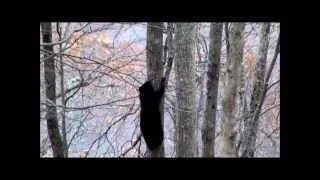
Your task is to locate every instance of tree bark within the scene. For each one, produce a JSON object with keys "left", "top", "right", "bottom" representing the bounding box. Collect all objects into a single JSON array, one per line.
[
  {"left": 56, "top": 23, "right": 68, "bottom": 157},
  {"left": 236, "top": 54, "right": 249, "bottom": 157},
  {"left": 221, "top": 23, "right": 245, "bottom": 157},
  {"left": 202, "top": 23, "right": 223, "bottom": 157},
  {"left": 41, "top": 22, "right": 65, "bottom": 157},
  {"left": 174, "top": 23, "right": 197, "bottom": 157},
  {"left": 145, "top": 22, "right": 165, "bottom": 157}
]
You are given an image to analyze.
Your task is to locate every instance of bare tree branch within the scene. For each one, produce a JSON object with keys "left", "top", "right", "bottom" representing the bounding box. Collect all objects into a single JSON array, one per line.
[
  {"left": 254, "top": 127, "right": 279, "bottom": 151},
  {"left": 259, "top": 103, "right": 280, "bottom": 117},
  {"left": 40, "top": 23, "right": 90, "bottom": 46},
  {"left": 120, "top": 134, "right": 142, "bottom": 157},
  {"left": 41, "top": 96, "right": 138, "bottom": 111},
  {"left": 40, "top": 23, "right": 115, "bottom": 63},
  {"left": 84, "top": 103, "right": 137, "bottom": 157},
  {"left": 253, "top": 32, "right": 280, "bottom": 121},
  {"left": 55, "top": 81, "right": 90, "bottom": 100},
  {"left": 67, "top": 111, "right": 91, "bottom": 149},
  {"left": 267, "top": 79, "right": 280, "bottom": 91}
]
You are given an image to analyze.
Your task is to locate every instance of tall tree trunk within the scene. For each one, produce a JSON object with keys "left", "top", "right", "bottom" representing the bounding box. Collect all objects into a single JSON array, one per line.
[
  {"left": 196, "top": 74, "right": 205, "bottom": 156},
  {"left": 41, "top": 22, "right": 65, "bottom": 157},
  {"left": 56, "top": 23, "right": 68, "bottom": 157},
  {"left": 146, "top": 22, "right": 164, "bottom": 157},
  {"left": 162, "top": 23, "right": 176, "bottom": 156},
  {"left": 202, "top": 23, "right": 223, "bottom": 157},
  {"left": 236, "top": 56, "right": 249, "bottom": 157},
  {"left": 241, "top": 23, "right": 273, "bottom": 157},
  {"left": 221, "top": 23, "right": 245, "bottom": 157},
  {"left": 195, "top": 26, "right": 205, "bottom": 156},
  {"left": 175, "top": 23, "right": 197, "bottom": 157}
]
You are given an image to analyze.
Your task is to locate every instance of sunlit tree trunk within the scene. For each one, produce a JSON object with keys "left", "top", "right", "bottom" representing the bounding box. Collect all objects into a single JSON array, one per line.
[{"left": 175, "top": 23, "right": 197, "bottom": 157}]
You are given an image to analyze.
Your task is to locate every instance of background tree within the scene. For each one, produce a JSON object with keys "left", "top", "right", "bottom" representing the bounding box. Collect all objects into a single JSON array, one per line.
[
  {"left": 221, "top": 23, "right": 245, "bottom": 157},
  {"left": 202, "top": 23, "right": 223, "bottom": 157},
  {"left": 174, "top": 23, "right": 198, "bottom": 157},
  {"left": 41, "top": 22, "right": 65, "bottom": 157},
  {"left": 241, "top": 23, "right": 279, "bottom": 157},
  {"left": 56, "top": 22, "right": 68, "bottom": 157}
]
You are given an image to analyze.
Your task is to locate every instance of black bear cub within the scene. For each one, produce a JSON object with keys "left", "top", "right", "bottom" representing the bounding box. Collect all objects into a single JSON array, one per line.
[{"left": 139, "top": 78, "right": 165, "bottom": 151}]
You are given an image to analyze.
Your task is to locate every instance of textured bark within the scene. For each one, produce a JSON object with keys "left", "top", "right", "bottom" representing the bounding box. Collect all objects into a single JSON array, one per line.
[
  {"left": 241, "top": 23, "right": 272, "bottom": 157},
  {"left": 174, "top": 23, "right": 197, "bottom": 157},
  {"left": 145, "top": 22, "right": 164, "bottom": 157},
  {"left": 164, "top": 23, "right": 175, "bottom": 87},
  {"left": 202, "top": 23, "right": 223, "bottom": 157},
  {"left": 195, "top": 26, "right": 205, "bottom": 156},
  {"left": 221, "top": 23, "right": 245, "bottom": 157},
  {"left": 196, "top": 75, "right": 204, "bottom": 156},
  {"left": 41, "top": 23, "right": 65, "bottom": 157},
  {"left": 163, "top": 23, "right": 177, "bottom": 155},
  {"left": 236, "top": 57, "right": 249, "bottom": 157}
]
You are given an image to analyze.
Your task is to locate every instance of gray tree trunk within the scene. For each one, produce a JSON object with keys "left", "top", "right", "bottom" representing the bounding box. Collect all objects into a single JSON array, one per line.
[
  {"left": 202, "top": 23, "right": 223, "bottom": 157},
  {"left": 236, "top": 56, "right": 249, "bottom": 157},
  {"left": 196, "top": 73, "right": 205, "bottom": 156},
  {"left": 241, "top": 23, "right": 271, "bottom": 157},
  {"left": 221, "top": 23, "right": 245, "bottom": 157},
  {"left": 41, "top": 22, "right": 65, "bottom": 157},
  {"left": 56, "top": 23, "right": 68, "bottom": 157},
  {"left": 174, "top": 23, "right": 197, "bottom": 157},
  {"left": 145, "top": 22, "right": 165, "bottom": 157},
  {"left": 163, "top": 23, "right": 176, "bottom": 156}
]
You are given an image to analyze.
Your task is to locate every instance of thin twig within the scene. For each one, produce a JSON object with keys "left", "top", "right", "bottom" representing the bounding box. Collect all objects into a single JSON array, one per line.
[
  {"left": 254, "top": 127, "right": 279, "bottom": 151},
  {"left": 259, "top": 103, "right": 280, "bottom": 117},
  {"left": 120, "top": 134, "right": 142, "bottom": 157},
  {"left": 41, "top": 96, "right": 138, "bottom": 111},
  {"left": 267, "top": 80, "right": 280, "bottom": 91},
  {"left": 40, "top": 23, "right": 90, "bottom": 46},
  {"left": 84, "top": 103, "right": 137, "bottom": 157}
]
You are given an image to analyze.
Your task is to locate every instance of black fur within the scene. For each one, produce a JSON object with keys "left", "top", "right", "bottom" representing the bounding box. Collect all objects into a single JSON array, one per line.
[{"left": 139, "top": 78, "right": 165, "bottom": 151}]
